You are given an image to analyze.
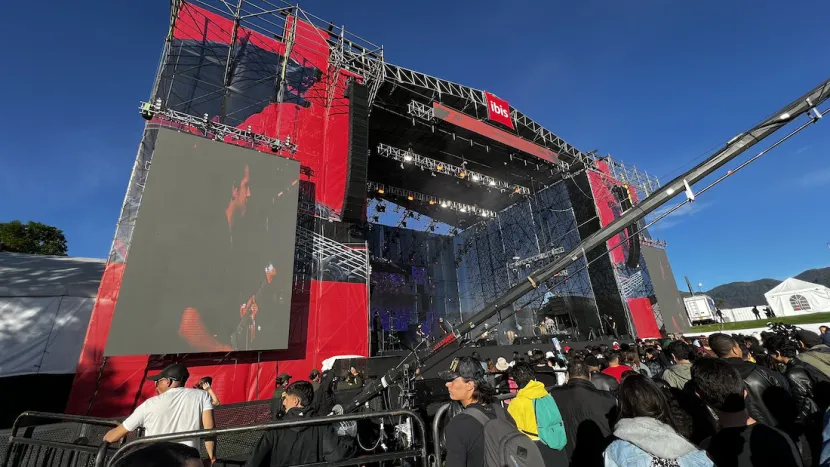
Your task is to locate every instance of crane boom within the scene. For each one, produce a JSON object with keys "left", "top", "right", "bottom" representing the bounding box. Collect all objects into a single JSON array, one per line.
[{"left": 346, "top": 77, "right": 830, "bottom": 413}]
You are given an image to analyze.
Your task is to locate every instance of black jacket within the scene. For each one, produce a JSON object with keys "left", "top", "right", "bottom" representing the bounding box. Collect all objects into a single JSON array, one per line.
[
  {"left": 589, "top": 371, "right": 619, "bottom": 392},
  {"left": 723, "top": 357, "right": 794, "bottom": 428},
  {"left": 245, "top": 407, "right": 356, "bottom": 467},
  {"left": 550, "top": 378, "right": 617, "bottom": 467}
]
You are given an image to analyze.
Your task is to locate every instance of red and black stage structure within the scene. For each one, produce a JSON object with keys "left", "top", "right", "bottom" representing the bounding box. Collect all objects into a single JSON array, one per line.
[{"left": 66, "top": 0, "right": 689, "bottom": 417}]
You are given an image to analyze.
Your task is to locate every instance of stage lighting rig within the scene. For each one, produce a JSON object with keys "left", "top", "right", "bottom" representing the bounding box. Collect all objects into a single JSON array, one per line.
[
  {"left": 139, "top": 102, "right": 298, "bottom": 155},
  {"left": 367, "top": 181, "right": 496, "bottom": 218},
  {"left": 376, "top": 143, "right": 530, "bottom": 195}
]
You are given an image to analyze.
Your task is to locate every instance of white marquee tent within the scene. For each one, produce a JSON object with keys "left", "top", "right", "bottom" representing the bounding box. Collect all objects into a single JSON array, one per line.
[
  {"left": 764, "top": 277, "right": 830, "bottom": 317},
  {"left": 0, "top": 252, "right": 104, "bottom": 378}
]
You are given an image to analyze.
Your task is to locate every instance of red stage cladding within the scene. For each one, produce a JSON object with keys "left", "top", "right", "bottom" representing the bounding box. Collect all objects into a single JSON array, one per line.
[
  {"left": 627, "top": 297, "right": 662, "bottom": 339},
  {"left": 67, "top": 271, "right": 368, "bottom": 416},
  {"left": 66, "top": 3, "right": 369, "bottom": 417},
  {"left": 586, "top": 162, "right": 661, "bottom": 339}
]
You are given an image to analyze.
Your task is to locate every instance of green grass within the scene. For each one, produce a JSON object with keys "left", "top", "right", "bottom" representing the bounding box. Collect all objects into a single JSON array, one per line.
[{"left": 689, "top": 312, "right": 830, "bottom": 333}]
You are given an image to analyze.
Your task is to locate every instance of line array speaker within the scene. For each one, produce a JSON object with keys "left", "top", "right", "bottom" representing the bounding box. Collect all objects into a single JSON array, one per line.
[
  {"left": 342, "top": 81, "right": 370, "bottom": 223},
  {"left": 611, "top": 185, "right": 641, "bottom": 269}
]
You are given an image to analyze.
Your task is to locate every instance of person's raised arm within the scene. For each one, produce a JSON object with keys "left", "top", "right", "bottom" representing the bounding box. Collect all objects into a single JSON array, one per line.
[
  {"left": 206, "top": 386, "right": 221, "bottom": 406},
  {"left": 202, "top": 409, "right": 216, "bottom": 464}
]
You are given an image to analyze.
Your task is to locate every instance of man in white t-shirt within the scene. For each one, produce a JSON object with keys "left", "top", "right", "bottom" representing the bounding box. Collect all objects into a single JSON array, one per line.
[{"left": 104, "top": 363, "right": 216, "bottom": 463}]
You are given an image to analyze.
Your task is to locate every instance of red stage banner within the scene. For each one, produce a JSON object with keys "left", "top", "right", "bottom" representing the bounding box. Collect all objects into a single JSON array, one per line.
[
  {"left": 484, "top": 92, "right": 514, "bottom": 129},
  {"left": 432, "top": 103, "right": 558, "bottom": 164}
]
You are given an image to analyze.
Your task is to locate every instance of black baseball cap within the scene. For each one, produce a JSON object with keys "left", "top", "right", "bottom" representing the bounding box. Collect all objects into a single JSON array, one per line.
[
  {"left": 440, "top": 356, "right": 485, "bottom": 381},
  {"left": 147, "top": 363, "right": 190, "bottom": 382}
]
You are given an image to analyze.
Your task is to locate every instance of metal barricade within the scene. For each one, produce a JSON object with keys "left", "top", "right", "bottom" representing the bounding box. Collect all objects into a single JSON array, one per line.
[
  {"left": 2, "top": 412, "right": 123, "bottom": 467},
  {"left": 105, "top": 409, "right": 429, "bottom": 467}
]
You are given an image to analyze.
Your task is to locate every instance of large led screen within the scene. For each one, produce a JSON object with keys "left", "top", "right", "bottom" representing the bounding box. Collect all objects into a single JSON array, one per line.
[
  {"left": 105, "top": 129, "right": 300, "bottom": 356},
  {"left": 642, "top": 245, "right": 691, "bottom": 334}
]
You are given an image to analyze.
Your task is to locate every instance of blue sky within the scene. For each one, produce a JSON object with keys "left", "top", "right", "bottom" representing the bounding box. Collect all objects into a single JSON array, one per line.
[{"left": 0, "top": 1, "right": 828, "bottom": 290}]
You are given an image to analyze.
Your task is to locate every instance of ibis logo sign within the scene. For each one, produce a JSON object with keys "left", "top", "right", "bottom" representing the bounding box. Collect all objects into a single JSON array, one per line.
[{"left": 485, "top": 92, "right": 514, "bottom": 129}]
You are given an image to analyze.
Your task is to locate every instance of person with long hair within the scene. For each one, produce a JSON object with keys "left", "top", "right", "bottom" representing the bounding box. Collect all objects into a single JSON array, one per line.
[{"left": 603, "top": 373, "right": 712, "bottom": 467}]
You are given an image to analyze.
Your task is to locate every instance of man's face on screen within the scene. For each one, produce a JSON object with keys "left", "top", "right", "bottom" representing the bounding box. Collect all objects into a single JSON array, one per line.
[{"left": 227, "top": 165, "right": 252, "bottom": 224}]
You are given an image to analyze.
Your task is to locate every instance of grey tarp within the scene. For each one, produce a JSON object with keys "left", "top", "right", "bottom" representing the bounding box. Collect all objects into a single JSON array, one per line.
[{"left": 0, "top": 252, "right": 104, "bottom": 377}]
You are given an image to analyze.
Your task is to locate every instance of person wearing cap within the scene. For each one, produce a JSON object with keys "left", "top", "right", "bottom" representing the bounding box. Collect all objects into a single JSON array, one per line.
[
  {"left": 271, "top": 372, "right": 292, "bottom": 420},
  {"left": 104, "top": 363, "right": 216, "bottom": 463},
  {"left": 245, "top": 381, "right": 356, "bottom": 467},
  {"left": 443, "top": 356, "right": 516, "bottom": 466}
]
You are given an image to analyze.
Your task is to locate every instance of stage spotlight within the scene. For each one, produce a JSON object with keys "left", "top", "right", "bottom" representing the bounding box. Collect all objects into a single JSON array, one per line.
[
  {"left": 270, "top": 141, "right": 281, "bottom": 152},
  {"left": 437, "top": 164, "right": 444, "bottom": 171},
  {"left": 377, "top": 205, "right": 386, "bottom": 213},
  {"left": 378, "top": 188, "right": 385, "bottom": 194},
  {"left": 460, "top": 171, "right": 467, "bottom": 178},
  {"left": 404, "top": 154, "right": 413, "bottom": 162},
  {"left": 472, "top": 174, "right": 480, "bottom": 182},
  {"left": 489, "top": 180, "right": 496, "bottom": 186},
  {"left": 400, "top": 163, "right": 405, "bottom": 169},
  {"left": 407, "top": 194, "right": 414, "bottom": 201},
  {"left": 428, "top": 200, "right": 436, "bottom": 205},
  {"left": 460, "top": 207, "right": 467, "bottom": 213}
]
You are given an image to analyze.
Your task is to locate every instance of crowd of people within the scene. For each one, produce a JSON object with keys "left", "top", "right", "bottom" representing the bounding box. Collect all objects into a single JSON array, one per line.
[
  {"left": 103, "top": 324, "right": 830, "bottom": 467},
  {"left": 442, "top": 326, "right": 830, "bottom": 467}
]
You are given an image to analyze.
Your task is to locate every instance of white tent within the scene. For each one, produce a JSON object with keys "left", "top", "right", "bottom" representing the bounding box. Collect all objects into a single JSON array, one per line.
[
  {"left": 764, "top": 277, "right": 830, "bottom": 317},
  {"left": 0, "top": 252, "right": 104, "bottom": 378}
]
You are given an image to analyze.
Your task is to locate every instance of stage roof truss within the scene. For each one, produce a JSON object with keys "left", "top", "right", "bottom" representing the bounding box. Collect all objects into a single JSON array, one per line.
[
  {"left": 168, "top": 0, "right": 659, "bottom": 199},
  {"left": 376, "top": 143, "right": 530, "bottom": 195},
  {"left": 367, "top": 181, "right": 496, "bottom": 219}
]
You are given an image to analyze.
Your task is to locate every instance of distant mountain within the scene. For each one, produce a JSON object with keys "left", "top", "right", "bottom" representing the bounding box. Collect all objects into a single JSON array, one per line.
[{"left": 678, "top": 267, "right": 830, "bottom": 308}]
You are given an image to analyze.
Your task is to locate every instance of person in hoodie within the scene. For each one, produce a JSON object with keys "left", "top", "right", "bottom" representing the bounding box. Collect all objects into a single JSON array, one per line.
[
  {"left": 603, "top": 373, "right": 712, "bottom": 467},
  {"left": 507, "top": 362, "right": 569, "bottom": 467},
  {"left": 692, "top": 357, "right": 803, "bottom": 467},
  {"left": 245, "top": 381, "right": 356, "bottom": 467},
  {"left": 662, "top": 341, "right": 694, "bottom": 391}
]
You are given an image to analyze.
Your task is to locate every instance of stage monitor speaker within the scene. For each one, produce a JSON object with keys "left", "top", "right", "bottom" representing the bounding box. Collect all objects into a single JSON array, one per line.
[{"left": 342, "top": 81, "right": 369, "bottom": 224}]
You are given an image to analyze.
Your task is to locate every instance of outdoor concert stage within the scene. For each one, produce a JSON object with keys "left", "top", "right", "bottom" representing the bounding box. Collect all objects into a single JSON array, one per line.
[{"left": 63, "top": 0, "right": 690, "bottom": 418}]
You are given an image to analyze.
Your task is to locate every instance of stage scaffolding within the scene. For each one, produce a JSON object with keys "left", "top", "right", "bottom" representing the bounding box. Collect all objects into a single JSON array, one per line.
[{"left": 113, "top": 0, "right": 664, "bottom": 341}]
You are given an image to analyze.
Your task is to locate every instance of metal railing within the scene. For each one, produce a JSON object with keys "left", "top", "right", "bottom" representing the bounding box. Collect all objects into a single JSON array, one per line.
[
  {"left": 106, "top": 409, "right": 428, "bottom": 467},
  {"left": 2, "top": 412, "right": 124, "bottom": 467}
]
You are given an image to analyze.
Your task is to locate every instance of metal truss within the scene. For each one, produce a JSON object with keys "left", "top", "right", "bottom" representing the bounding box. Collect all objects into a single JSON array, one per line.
[
  {"left": 639, "top": 235, "right": 667, "bottom": 249},
  {"left": 140, "top": 101, "right": 298, "bottom": 154},
  {"left": 508, "top": 247, "right": 565, "bottom": 271},
  {"left": 376, "top": 143, "right": 530, "bottom": 195},
  {"left": 367, "top": 181, "right": 496, "bottom": 218},
  {"left": 602, "top": 155, "right": 661, "bottom": 198},
  {"left": 406, "top": 101, "right": 573, "bottom": 174},
  {"left": 296, "top": 226, "right": 369, "bottom": 281},
  {"left": 616, "top": 268, "right": 645, "bottom": 298}
]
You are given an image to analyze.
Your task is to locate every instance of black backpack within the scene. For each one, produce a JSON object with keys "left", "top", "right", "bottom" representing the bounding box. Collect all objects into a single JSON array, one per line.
[{"left": 463, "top": 405, "right": 545, "bottom": 467}]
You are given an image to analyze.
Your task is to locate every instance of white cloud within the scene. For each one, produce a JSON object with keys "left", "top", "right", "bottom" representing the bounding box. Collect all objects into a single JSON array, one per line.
[
  {"left": 648, "top": 201, "right": 714, "bottom": 230},
  {"left": 798, "top": 168, "right": 830, "bottom": 188}
]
